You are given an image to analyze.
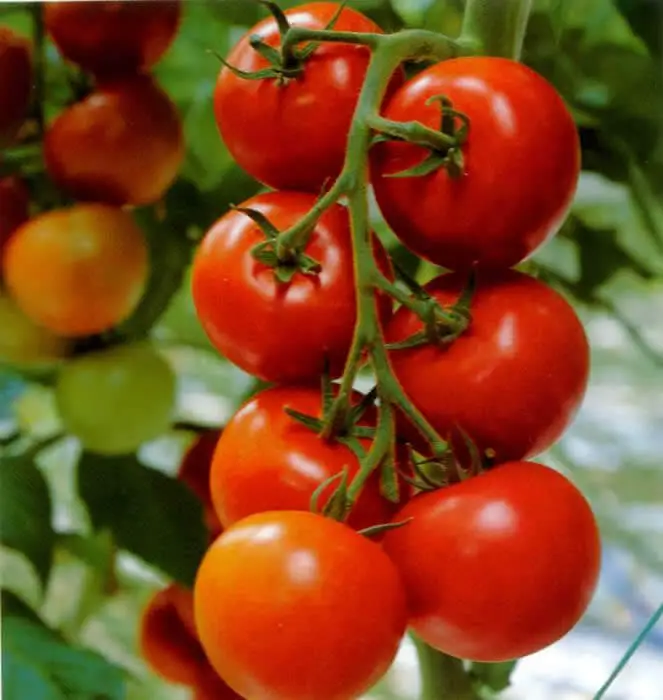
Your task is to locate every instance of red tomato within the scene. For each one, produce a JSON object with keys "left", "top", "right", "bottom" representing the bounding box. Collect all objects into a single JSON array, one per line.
[
  {"left": 384, "top": 461, "right": 601, "bottom": 661},
  {"left": 0, "top": 27, "right": 32, "bottom": 147},
  {"left": 140, "top": 584, "right": 208, "bottom": 687},
  {"left": 386, "top": 269, "right": 589, "bottom": 463},
  {"left": 0, "top": 176, "right": 29, "bottom": 256},
  {"left": 214, "top": 3, "right": 402, "bottom": 192},
  {"left": 2, "top": 204, "right": 148, "bottom": 337},
  {"left": 210, "top": 385, "right": 406, "bottom": 532},
  {"left": 178, "top": 430, "right": 223, "bottom": 537},
  {"left": 194, "top": 511, "right": 407, "bottom": 700},
  {"left": 192, "top": 666, "right": 245, "bottom": 700},
  {"left": 191, "top": 191, "right": 391, "bottom": 383},
  {"left": 371, "top": 57, "right": 580, "bottom": 270},
  {"left": 44, "top": 0, "right": 181, "bottom": 77},
  {"left": 44, "top": 75, "right": 184, "bottom": 206}
]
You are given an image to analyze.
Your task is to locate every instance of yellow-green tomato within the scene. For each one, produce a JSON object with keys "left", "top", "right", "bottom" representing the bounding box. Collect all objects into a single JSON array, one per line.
[{"left": 56, "top": 343, "right": 176, "bottom": 455}]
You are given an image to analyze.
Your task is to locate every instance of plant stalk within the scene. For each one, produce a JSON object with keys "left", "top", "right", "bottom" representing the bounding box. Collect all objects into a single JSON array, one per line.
[
  {"left": 413, "top": 635, "right": 479, "bottom": 700},
  {"left": 459, "top": 0, "right": 534, "bottom": 59}
]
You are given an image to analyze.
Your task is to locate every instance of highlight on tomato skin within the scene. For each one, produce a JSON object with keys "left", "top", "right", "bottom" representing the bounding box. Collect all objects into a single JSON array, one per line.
[
  {"left": 213, "top": 2, "right": 403, "bottom": 192},
  {"left": 387, "top": 268, "right": 590, "bottom": 464},
  {"left": 139, "top": 584, "right": 208, "bottom": 688},
  {"left": 193, "top": 510, "right": 408, "bottom": 700},
  {"left": 44, "top": 0, "right": 182, "bottom": 78},
  {"left": 2, "top": 203, "right": 149, "bottom": 338},
  {"left": 44, "top": 75, "right": 184, "bottom": 207},
  {"left": 0, "top": 26, "right": 32, "bottom": 147},
  {"left": 383, "top": 460, "right": 602, "bottom": 663},
  {"left": 209, "top": 385, "right": 408, "bottom": 533}
]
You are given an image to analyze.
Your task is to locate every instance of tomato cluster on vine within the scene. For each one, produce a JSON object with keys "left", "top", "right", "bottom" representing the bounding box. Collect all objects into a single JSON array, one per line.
[{"left": 186, "top": 3, "right": 602, "bottom": 700}]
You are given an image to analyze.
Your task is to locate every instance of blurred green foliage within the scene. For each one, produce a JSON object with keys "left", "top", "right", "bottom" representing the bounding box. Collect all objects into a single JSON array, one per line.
[{"left": 1, "top": 1, "right": 662, "bottom": 699}]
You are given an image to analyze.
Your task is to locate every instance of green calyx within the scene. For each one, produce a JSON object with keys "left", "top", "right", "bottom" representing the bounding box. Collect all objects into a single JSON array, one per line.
[
  {"left": 217, "top": 0, "right": 348, "bottom": 85},
  {"left": 373, "top": 94, "right": 471, "bottom": 179},
  {"left": 237, "top": 206, "right": 322, "bottom": 284}
]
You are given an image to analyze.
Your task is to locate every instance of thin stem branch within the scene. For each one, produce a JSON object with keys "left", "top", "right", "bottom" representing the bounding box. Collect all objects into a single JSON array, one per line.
[{"left": 283, "top": 27, "right": 381, "bottom": 51}]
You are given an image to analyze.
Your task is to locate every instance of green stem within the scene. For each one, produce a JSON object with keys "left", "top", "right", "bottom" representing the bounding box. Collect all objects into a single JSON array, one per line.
[
  {"left": 459, "top": 0, "right": 534, "bottom": 59},
  {"left": 275, "top": 173, "right": 351, "bottom": 256},
  {"left": 413, "top": 636, "right": 479, "bottom": 700},
  {"left": 283, "top": 27, "right": 381, "bottom": 51}
]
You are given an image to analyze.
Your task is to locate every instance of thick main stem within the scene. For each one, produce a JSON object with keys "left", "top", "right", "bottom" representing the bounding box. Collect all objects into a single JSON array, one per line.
[
  {"left": 460, "top": 0, "right": 533, "bottom": 59},
  {"left": 413, "top": 636, "right": 479, "bottom": 700}
]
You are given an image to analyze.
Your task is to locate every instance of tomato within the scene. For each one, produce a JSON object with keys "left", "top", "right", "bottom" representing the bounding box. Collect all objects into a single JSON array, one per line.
[
  {"left": 384, "top": 461, "right": 601, "bottom": 661},
  {"left": 192, "top": 191, "right": 391, "bottom": 383},
  {"left": 194, "top": 511, "right": 407, "bottom": 700},
  {"left": 387, "top": 269, "right": 589, "bottom": 463},
  {"left": 55, "top": 343, "right": 176, "bottom": 455},
  {"left": 0, "top": 175, "right": 30, "bottom": 256},
  {"left": 0, "top": 27, "right": 32, "bottom": 147},
  {"left": 44, "top": 0, "right": 181, "bottom": 78},
  {"left": 140, "top": 584, "right": 207, "bottom": 686},
  {"left": 0, "top": 293, "right": 70, "bottom": 368},
  {"left": 179, "top": 430, "right": 223, "bottom": 537},
  {"left": 2, "top": 204, "right": 148, "bottom": 337},
  {"left": 210, "top": 385, "right": 405, "bottom": 532},
  {"left": 44, "top": 75, "right": 184, "bottom": 206},
  {"left": 214, "top": 3, "right": 402, "bottom": 192},
  {"left": 192, "top": 666, "right": 245, "bottom": 700},
  {"left": 371, "top": 57, "right": 580, "bottom": 271}
]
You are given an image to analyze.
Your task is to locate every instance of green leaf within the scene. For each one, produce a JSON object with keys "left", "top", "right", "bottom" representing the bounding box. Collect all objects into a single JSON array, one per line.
[
  {"left": 615, "top": 0, "right": 662, "bottom": 56},
  {"left": 2, "top": 591, "right": 126, "bottom": 700},
  {"left": 469, "top": 660, "right": 518, "bottom": 693},
  {"left": 77, "top": 453, "right": 208, "bottom": 587},
  {"left": 0, "top": 455, "right": 54, "bottom": 588}
]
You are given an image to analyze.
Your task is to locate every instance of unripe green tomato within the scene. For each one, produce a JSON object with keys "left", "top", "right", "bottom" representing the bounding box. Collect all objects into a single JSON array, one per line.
[
  {"left": 0, "top": 293, "right": 70, "bottom": 368},
  {"left": 55, "top": 343, "right": 176, "bottom": 455}
]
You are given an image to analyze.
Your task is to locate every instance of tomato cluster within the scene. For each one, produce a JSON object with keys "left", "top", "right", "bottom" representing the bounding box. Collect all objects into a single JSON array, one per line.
[
  {"left": 185, "top": 2, "right": 601, "bottom": 699},
  {"left": 1, "top": 3, "right": 183, "bottom": 454}
]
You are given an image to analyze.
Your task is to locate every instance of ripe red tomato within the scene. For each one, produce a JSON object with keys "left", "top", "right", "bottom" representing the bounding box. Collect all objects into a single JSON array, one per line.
[
  {"left": 2, "top": 204, "right": 148, "bottom": 337},
  {"left": 44, "top": 0, "right": 181, "bottom": 77},
  {"left": 178, "top": 430, "right": 223, "bottom": 537},
  {"left": 194, "top": 511, "right": 407, "bottom": 700},
  {"left": 384, "top": 461, "right": 601, "bottom": 661},
  {"left": 192, "top": 191, "right": 391, "bottom": 383},
  {"left": 0, "top": 175, "right": 29, "bottom": 255},
  {"left": 0, "top": 27, "right": 32, "bottom": 147},
  {"left": 44, "top": 75, "right": 184, "bottom": 206},
  {"left": 386, "top": 269, "right": 589, "bottom": 463},
  {"left": 210, "top": 385, "right": 405, "bottom": 532},
  {"left": 214, "top": 3, "right": 402, "bottom": 192},
  {"left": 140, "top": 584, "right": 208, "bottom": 687},
  {"left": 371, "top": 57, "right": 580, "bottom": 270}
]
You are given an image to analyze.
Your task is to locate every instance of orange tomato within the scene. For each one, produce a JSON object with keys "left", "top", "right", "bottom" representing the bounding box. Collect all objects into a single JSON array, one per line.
[
  {"left": 2, "top": 204, "right": 148, "bottom": 337},
  {"left": 44, "top": 75, "right": 184, "bottom": 206}
]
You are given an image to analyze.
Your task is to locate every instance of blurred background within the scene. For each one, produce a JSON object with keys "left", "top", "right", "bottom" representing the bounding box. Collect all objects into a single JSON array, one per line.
[{"left": 1, "top": 1, "right": 662, "bottom": 699}]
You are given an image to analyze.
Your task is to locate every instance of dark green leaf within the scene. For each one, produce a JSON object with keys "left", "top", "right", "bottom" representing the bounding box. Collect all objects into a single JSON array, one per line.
[
  {"left": 0, "top": 455, "right": 54, "bottom": 588},
  {"left": 77, "top": 453, "right": 207, "bottom": 587},
  {"left": 616, "top": 0, "right": 662, "bottom": 56},
  {"left": 2, "top": 596, "right": 126, "bottom": 700}
]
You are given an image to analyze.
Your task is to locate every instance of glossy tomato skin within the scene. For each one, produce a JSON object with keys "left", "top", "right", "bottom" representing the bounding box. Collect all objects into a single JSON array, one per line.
[
  {"left": 371, "top": 57, "right": 580, "bottom": 270},
  {"left": 44, "top": 1, "right": 181, "bottom": 77},
  {"left": 44, "top": 75, "right": 184, "bottom": 206},
  {"left": 0, "top": 27, "right": 32, "bottom": 147},
  {"left": 214, "top": 3, "right": 402, "bottom": 192},
  {"left": 179, "top": 430, "right": 223, "bottom": 537},
  {"left": 384, "top": 461, "right": 601, "bottom": 661},
  {"left": 387, "top": 269, "right": 589, "bottom": 463},
  {"left": 140, "top": 584, "right": 208, "bottom": 686},
  {"left": 2, "top": 204, "right": 148, "bottom": 337},
  {"left": 210, "top": 385, "right": 405, "bottom": 532},
  {"left": 194, "top": 511, "right": 407, "bottom": 700},
  {"left": 192, "top": 191, "right": 391, "bottom": 383},
  {"left": 0, "top": 176, "right": 30, "bottom": 256}
]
